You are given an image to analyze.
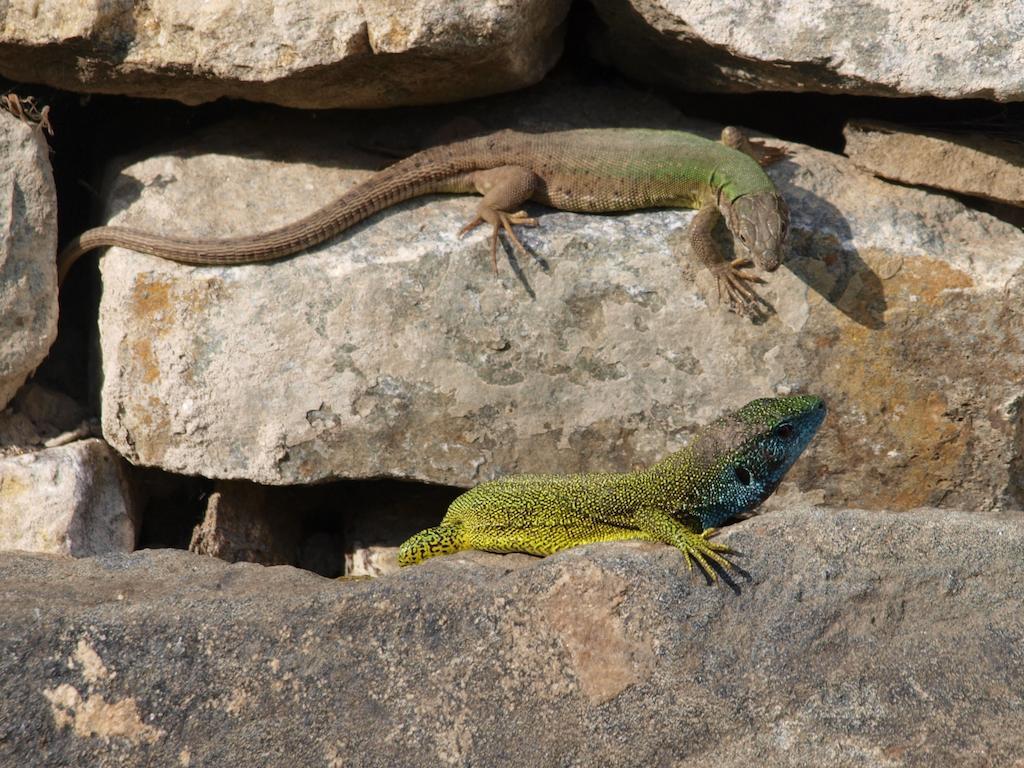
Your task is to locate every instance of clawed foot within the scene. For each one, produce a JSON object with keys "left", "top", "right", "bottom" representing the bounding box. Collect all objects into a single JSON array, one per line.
[
  {"left": 678, "top": 527, "right": 735, "bottom": 581},
  {"left": 712, "top": 258, "right": 771, "bottom": 319},
  {"left": 458, "top": 210, "right": 539, "bottom": 273},
  {"left": 721, "top": 126, "right": 789, "bottom": 167}
]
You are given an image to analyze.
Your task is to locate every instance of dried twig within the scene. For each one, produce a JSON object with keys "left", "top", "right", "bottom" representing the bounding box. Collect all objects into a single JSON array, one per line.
[{"left": 1, "top": 92, "right": 54, "bottom": 135}]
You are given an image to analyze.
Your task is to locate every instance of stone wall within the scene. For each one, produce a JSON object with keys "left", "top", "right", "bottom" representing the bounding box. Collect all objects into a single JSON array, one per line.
[{"left": 1, "top": 1, "right": 1022, "bottom": 763}]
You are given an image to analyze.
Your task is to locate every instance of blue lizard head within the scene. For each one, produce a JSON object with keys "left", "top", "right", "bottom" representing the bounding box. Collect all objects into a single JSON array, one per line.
[
  {"left": 723, "top": 191, "right": 790, "bottom": 272},
  {"left": 678, "top": 395, "right": 826, "bottom": 529}
]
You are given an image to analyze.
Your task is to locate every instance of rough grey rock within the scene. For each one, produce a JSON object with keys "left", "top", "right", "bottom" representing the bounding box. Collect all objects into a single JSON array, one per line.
[
  {"left": 589, "top": 0, "right": 1024, "bottom": 101},
  {"left": 91, "top": 90, "right": 1024, "bottom": 513},
  {"left": 0, "top": 439, "right": 137, "bottom": 556},
  {"left": 1, "top": 507, "right": 1022, "bottom": 766},
  {"left": 0, "top": 111, "right": 58, "bottom": 409},
  {"left": 0, "top": 0, "right": 569, "bottom": 109},
  {"left": 844, "top": 120, "right": 1024, "bottom": 207}
]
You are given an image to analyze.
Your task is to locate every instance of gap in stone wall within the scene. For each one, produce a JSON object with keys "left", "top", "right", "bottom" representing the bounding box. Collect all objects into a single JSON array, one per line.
[{"left": 128, "top": 465, "right": 459, "bottom": 578}]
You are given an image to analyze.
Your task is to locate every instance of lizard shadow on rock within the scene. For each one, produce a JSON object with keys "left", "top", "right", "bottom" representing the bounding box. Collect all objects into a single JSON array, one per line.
[
  {"left": 503, "top": 218, "right": 553, "bottom": 299},
  {"left": 713, "top": 558, "right": 749, "bottom": 595},
  {"left": 504, "top": 246, "right": 537, "bottom": 300},
  {"left": 767, "top": 158, "right": 887, "bottom": 330}
]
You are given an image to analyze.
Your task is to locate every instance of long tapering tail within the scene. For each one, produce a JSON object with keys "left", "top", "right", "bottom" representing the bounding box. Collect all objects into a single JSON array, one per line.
[{"left": 57, "top": 146, "right": 480, "bottom": 285}]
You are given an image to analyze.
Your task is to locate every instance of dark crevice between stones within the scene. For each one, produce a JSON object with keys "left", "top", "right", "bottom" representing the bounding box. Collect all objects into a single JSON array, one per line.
[
  {"left": 1008, "top": 397, "right": 1024, "bottom": 511},
  {"left": 132, "top": 466, "right": 211, "bottom": 550},
  {"left": 653, "top": 91, "right": 1024, "bottom": 158},
  {"left": 129, "top": 464, "right": 459, "bottom": 579}
]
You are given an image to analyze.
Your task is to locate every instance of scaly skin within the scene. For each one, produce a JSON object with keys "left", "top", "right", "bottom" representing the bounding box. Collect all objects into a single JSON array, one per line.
[
  {"left": 58, "top": 127, "right": 789, "bottom": 315},
  {"left": 398, "top": 395, "right": 826, "bottom": 579}
]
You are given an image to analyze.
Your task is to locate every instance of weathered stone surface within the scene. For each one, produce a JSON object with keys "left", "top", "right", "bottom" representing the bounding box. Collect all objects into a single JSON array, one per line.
[
  {"left": 845, "top": 120, "right": 1024, "bottom": 207},
  {"left": 92, "top": 91, "right": 1024, "bottom": 513},
  {"left": 1, "top": 507, "right": 1022, "bottom": 766},
  {"left": 0, "top": 439, "right": 137, "bottom": 556},
  {"left": 0, "top": 0, "right": 569, "bottom": 109},
  {"left": 189, "top": 480, "right": 301, "bottom": 566},
  {"left": 0, "top": 111, "right": 58, "bottom": 409},
  {"left": 590, "top": 0, "right": 1024, "bottom": 101}
]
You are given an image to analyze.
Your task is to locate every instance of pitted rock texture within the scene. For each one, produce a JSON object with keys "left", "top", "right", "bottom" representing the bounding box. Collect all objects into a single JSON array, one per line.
[
  {"left": 0, "top": 111, "right": 58, "bottom": 409},
  {"left": 90, "top": 93, "right": 1024, "bottom": 514},
  {"left": 0, "top": 439, "right": 137, "bottom": 556},
  {"left": 1, "top": 508, "right": 1022, "bottom": 766},
  {"left": 589, "top": 0, "right": 1024, "bottom": 101},
  {"left": 0, "top": 0, "right": 569, "bottom": 109}
]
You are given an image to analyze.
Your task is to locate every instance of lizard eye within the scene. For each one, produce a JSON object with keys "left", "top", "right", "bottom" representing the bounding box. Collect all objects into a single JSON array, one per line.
[
  {"left": 733, "top": 465, "right": 752, "bottom": 486},
  {"left": 774, "top": 423, "right": 795, "bottom": 440}
]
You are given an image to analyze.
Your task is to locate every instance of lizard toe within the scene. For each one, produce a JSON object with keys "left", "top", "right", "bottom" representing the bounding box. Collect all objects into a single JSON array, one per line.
[{"left": 458, "top": 216, "right": 484, "bottom": 238}]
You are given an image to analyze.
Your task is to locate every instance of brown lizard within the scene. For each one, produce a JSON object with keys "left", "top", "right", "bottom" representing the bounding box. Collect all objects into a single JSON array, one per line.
[{"left": 59, "top": 127, "right": 789, "bottom": 314}]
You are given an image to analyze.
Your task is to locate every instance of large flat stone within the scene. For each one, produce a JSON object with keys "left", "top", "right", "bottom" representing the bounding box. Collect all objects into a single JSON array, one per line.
[
  {"left": 589, "top": 0, "right": 1024, "bottom": 100},
  {"left": 0, "top": 111, "right": 58, "bottom": 409},
  {"left": 0, "top": 0, "right": 569, "bottom": 109},
  {"left": 91, "top": 94, "right": 1024, "bottom": 513},
  {"left": 1, "top": 507, "right": 1021, "bottom": 766}
]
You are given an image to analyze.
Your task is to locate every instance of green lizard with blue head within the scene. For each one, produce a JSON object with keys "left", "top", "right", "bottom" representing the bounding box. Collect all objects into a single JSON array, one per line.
[{"left": 399, "top": 395, "right": 826, "bottom": 579}]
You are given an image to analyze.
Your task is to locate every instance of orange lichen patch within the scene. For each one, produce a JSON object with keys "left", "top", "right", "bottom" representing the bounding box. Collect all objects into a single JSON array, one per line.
[
  {"left": 124, "top": 274, "right": 225, "bottom": 398},
  {"left": 118, "top": 395, "right": 172, "bottom": 465},
  {"left": 129, "top": 276, "right": 172, "bottom": 327},
  {"left": 139, "top": 395, "right": 172, "bottom": 453},
  {"left": 129, "top": 274, "right": 222, "bottom": 332},
  {"left": 129, "top": 338, "right": 160, "bottom": 385},
  {"left": 879, "top": 251, "right": 973, "bottom": 305},
  {"left": 813, "top": 254, "right": 974, "bottom": 510},
  {"left": 0, "top": 474, "right": 28, "bottom": 504}
]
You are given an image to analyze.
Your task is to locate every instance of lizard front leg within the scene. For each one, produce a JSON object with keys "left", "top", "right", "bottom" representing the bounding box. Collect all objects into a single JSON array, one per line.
[
  {"left": 688, "top": 202, "right": 768, "bottom": 318},
  {"left": 633, "top": 507, "right": 734, "bottom": 580},
  {"left": 458, "top": 166, "right": 539, "bottom": 273}
]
